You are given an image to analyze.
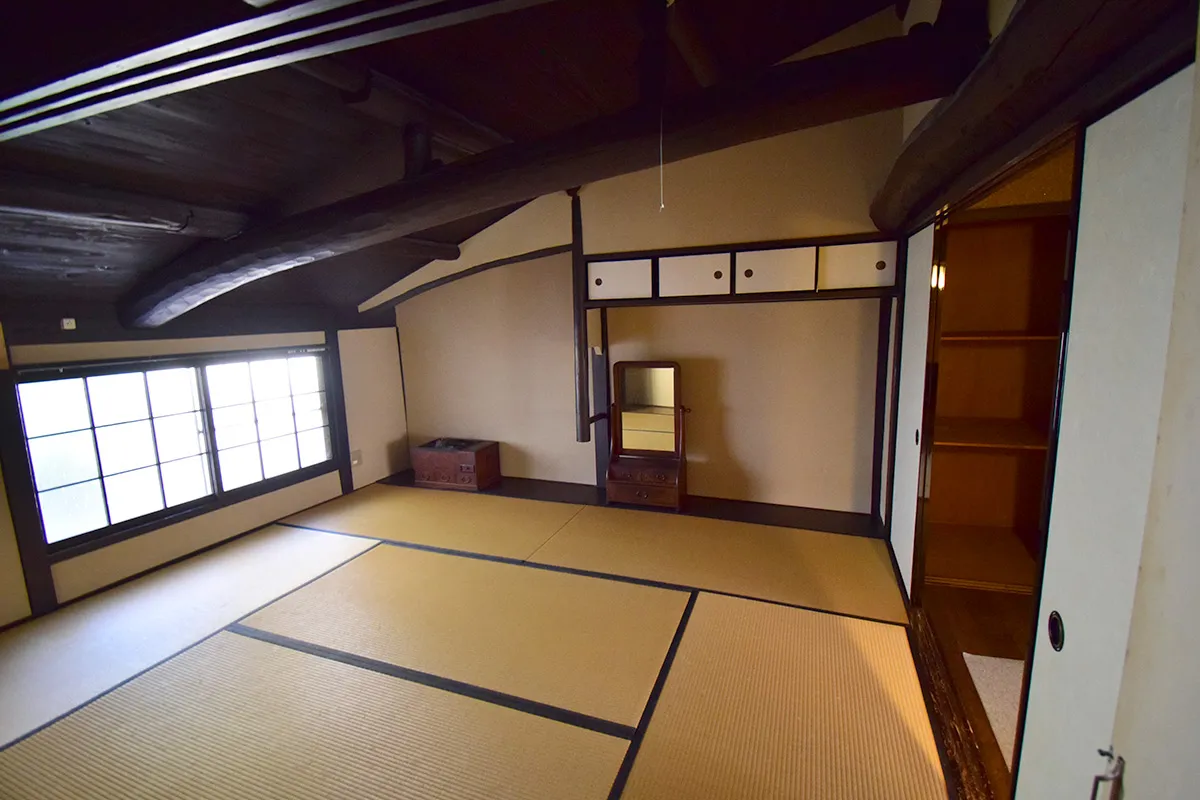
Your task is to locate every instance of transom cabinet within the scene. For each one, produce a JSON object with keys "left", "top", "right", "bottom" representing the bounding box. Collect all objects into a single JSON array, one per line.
[{"left": 585, "top": 239, "right": 896, "bottom": 303}]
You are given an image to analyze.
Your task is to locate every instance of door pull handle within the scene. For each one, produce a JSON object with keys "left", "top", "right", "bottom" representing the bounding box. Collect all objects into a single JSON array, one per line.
[{"left": 1090, "top": 749, "right": 1124, "bottom": 800}]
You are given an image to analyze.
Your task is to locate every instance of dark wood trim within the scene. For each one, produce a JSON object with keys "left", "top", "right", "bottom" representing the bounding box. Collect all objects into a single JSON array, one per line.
[
  {"left": 0, "top": 370, "right": 57, "bottom": 614},
  {"left": 369, "top": 243, "right": 572, "bottom": 311},
  {"left": 324, "top": 329, "right": 355, "bottom": 495},
  {"left": 909, "top": 606, "right": 995, "bottom": 800},
  {"left": 0, "top": 301, "right": 393, "bottom": 347},
  {"left": 882, "top": 235, "right": 910, "bottom": 539},
  {"left": 229, "top": 622, "right": 636, "bottom": 739},
  {"left": 607, "top": 591, "right": 698, "bottom": 799},
  {"left": 394, "top": 326, "right": 410, "bottom": 445},
  {"left": 872, "top": 0, "right": 1196, "bottom": 234},
  {"left": 1009, "top": 125, "right": 1089, "bottom": 796},
  {"left": 0, "top": 0, "right": 562, "bottom": 142},
  {"left": 570, "top": 190, "right": 590, "bottom": 443},
  {"left": 947, "top": 201, "right": 1073, "bottom": 227},
  {"left": 116, "top": 23, "right": 980, "bottom": 328},
  {"left": 585, "top": 285, "right": 893, "bottom": 310},
  {"left": 591, "top": 346, "right": 611, "bottom": 487},
  {"left": 586, "top": 231, "right": 891, "bottom": 262},
  {"left": 928, "top": 602, "right": 1014, "bottom": 797},
  {"left": 381, "top": 469, "right": 877, "bottom": 538},
  {"left": 870, "top": 296, "right": 893, "bottom": 523}
]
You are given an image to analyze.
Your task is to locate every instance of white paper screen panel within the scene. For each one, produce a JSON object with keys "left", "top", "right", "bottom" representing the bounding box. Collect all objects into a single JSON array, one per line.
[
  {"left": 588, "top": 259, "right": 653, "bottom": 300},
  {"left": 735, "top": 247, "right": 817, "bottom": 294},
  {"left": 818, "top": 241, "right": 897, "bottom": 289},
  {"left": 658, "top": 253, "right": 731, "bottom": 297}
]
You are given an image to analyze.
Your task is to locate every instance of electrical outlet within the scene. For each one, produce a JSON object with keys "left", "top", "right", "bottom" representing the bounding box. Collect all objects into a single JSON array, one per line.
[
  {"left": 350, "top": 449, "right": 363, "bottom": 466},
  {"left": 60, "top": 317, "right": 77, "bottom": 331}
]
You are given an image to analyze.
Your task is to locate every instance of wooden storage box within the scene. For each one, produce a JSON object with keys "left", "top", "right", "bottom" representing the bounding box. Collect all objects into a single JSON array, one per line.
[{"left": 412, "top": 438, "right": 501, "bottom": 491}]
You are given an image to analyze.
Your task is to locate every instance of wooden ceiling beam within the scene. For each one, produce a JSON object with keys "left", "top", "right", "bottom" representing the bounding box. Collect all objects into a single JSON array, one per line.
[
  {"left": 870, "top": 0, "right": 1195, "bottom": 233},
  {"left": 291, "top": 56, "right": 510, "bottom": 157},
  {"left": 0, "top": 170, "right": 249, "bottom": 238},
  {"left": 0, "top": 0, "right": 559, "bottom": 143},
  {"left": 118, "top": 21, "right": 985, "bottom": 328},
  {"left": 667, "top": 0, "right": 722, "bottom": 88}
]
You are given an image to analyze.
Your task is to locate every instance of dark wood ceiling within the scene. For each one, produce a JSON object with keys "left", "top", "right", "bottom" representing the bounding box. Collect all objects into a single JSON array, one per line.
[{"left": 0, "top": 0, "right": 900, "bottom": 325}]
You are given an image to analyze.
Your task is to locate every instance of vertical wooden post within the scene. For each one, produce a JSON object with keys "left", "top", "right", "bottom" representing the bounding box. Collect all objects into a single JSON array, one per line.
[{"left": 570, "top": 188, "right": 591, "bottom": 443}]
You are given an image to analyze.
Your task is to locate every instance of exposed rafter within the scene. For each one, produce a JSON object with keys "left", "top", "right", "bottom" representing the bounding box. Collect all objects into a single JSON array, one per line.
[
  {"left": 870, "top": 0, "right": 1195, "bottom": 233},
  {"left": 0, "top": 170, "right": 249, "bottom": 238},
  {"left": 0, "top": 0, "right": 559, "bottom": 143},
  {"left": 667, "top": 1, "right": 722, "bottom": 88},
  {"left": 118, "top": 17, "right": 987, "bottom": 328}
]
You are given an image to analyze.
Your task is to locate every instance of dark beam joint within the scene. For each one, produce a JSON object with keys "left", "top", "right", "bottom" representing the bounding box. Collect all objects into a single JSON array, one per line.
[
  {"left": 118, "top": 23, "right": 983, "bottom": 328},
  {"left": 667, "top": 1, "right": 721, "bottom": 87},
  {"left": 404, "top": 122, "right": 434, "bottom": 180}
]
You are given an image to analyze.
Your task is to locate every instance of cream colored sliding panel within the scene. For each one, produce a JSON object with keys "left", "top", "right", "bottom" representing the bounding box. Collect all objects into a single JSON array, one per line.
[
  {"left": 1017, "top": 66, "right": 1193, "bottom": 798},
  {"left": 818, "top": 241, "right": 897, "bottom": 289},
  {"left": 587, "top": 259, "right": 652, "bottom": 300},
  {"left": 888, "top": 225, "right": 934, "bottom": 595},
  {"left": 734, "top": 247, "right": 816, "bottom": 294},
  {"left": 658, "top": 253, "right": 730, "bottom": 296}
]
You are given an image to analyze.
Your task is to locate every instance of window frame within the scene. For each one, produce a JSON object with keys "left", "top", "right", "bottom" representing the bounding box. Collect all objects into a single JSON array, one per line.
[{"left": 15, "top": 345, "right": 343, "bottom": 561}]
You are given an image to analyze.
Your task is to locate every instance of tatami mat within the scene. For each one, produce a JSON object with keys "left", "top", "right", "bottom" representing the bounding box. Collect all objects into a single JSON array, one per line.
[
  {"left": 529, "top": 506, "right": 906, "bottom": 623},
  {"left": 621, "top": 593, "right": 945, "bottom": 800},
  {"left": 0, "top": 525, "right": 375, "bottom": 747},
  {"left": 0, "top": 632, "right": 626, "bottom": 799},
  {"left": 243, "top": 544, "right": 689, "bottom": 727},
  {"left": 284, "top": 483, "right": 583, "bottom": 559}
]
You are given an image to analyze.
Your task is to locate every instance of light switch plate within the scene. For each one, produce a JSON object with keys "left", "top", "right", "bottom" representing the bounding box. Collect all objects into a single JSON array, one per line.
[
  {"left": 350, "top": 449, "right": 363, "bottom": 466},
  {"left": 60, "top": 317, "right": 77, "bottom": 331}
]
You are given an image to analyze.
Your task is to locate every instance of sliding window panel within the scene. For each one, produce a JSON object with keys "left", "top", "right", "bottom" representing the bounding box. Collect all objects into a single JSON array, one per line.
[{"left": 658, "top": 253, "right": 731, "bottom": 297}]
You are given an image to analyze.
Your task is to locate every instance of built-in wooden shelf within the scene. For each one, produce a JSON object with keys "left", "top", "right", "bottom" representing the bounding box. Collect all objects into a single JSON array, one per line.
[
  {"left": 924, "top": 523, "right": 1037, "bottom": 594},
  {"left": 941, "top": 332, "right": 1058, "bottom": 343},
  {"left": 933, "top": 417, "right": 1049, "bottom": 450}
]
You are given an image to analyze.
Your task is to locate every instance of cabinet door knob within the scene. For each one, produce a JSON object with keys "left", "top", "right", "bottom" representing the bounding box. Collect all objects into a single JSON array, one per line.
[
  {"left": 637, "top": 490, "right": 648, "bottom": 499},
  {"left": 744, "top": 268, "right": 754, "bottom": 278},
  {"left": 875, "top": 260, "right": 887, "bottom": 271},
  {"left": 713, "top": 270, "right": 723, "bottom": 280},
  {"left": 594, "top": 277, "right": 603, "bottom": 286}
]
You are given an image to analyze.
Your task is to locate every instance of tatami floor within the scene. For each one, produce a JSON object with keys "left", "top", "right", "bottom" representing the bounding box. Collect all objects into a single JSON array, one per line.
[{"left": 0, "top": 484, "right": 944, "bottom": 799}]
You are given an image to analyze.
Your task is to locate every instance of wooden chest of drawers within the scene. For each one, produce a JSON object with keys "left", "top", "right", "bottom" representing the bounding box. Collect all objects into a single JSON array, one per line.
[
  {"left": 412, "top": 438, "right": 501, "bottom": 491},
  {"left": 606, "top": 456, "right": 683, "bottom": 510}
]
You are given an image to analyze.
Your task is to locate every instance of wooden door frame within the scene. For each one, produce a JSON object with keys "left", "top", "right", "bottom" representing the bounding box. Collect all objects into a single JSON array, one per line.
[{"left": 904, "top": 128, "right": 1085, "bottom": 800}]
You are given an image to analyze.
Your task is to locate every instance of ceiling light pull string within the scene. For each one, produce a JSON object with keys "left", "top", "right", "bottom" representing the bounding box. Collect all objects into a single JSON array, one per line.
[{"left": 659, "top": 106, "right": 666, "bottom": 211}]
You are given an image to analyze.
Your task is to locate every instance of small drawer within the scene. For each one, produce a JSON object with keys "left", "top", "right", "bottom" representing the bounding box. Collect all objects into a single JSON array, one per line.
[
  {"left": 735, "top": 247, "right": 816, "bottom": 294},
  {"left": 817, "top": 241, "right": 897, "bottom": 289},
  {"left": 588, "top": 259, "right": 653, "bottom": 300},
  {"left": 658, "top": 253, "right": 731, "bottom": 297},
  {"left": 607, "top": 481, "right": 678, "bottom": 508}
]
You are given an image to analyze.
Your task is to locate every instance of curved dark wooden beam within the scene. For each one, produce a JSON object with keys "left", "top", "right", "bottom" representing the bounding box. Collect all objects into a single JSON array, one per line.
[
  {"left": 870, "top": 0, "right": 1196, "bottom": 234},
  {"left": 119, "top": 21, "right": 986, "bottom": 328}
]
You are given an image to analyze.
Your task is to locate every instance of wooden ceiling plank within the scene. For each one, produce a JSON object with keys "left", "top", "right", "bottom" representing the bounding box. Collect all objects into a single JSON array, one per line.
[
  {"left": 117, "top": 18, "right": 985, "bottom": 328},
  {"left": 0, "top": 0, "right": 562, "bottom": 143},
  {"left": 870, "top": 0, "right": 1195, "bottom": 233}
]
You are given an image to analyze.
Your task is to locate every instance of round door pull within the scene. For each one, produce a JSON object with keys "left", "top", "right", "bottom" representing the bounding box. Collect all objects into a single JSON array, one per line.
[
  {"left": 875, "top": 260, "right": 887, "bottom": 271},
  {"left": 744, "top": 268, "right": 754, "bottom": 278},
  {"left": 594, "top": 277, "right": 603, "bottom": 286},
  {"left": 636, "top": 490, "right": 649, "bottom": 499},
  {"left": 1048, "top": 610, "right": 1065, "bottom": 651},
  {"left": 713, "top": 270, "right": 723, "bottom": 280}
]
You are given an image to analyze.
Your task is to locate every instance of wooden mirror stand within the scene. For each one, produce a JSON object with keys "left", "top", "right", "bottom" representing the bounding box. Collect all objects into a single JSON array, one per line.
[{"left": 606, "top": 361, "right": 686, "bottom": 510}]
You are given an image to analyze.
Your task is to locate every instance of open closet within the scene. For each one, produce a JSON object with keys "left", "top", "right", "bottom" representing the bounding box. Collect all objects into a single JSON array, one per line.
[{"left": 914, "top": 138, "right": 1076, "bottom": 796}]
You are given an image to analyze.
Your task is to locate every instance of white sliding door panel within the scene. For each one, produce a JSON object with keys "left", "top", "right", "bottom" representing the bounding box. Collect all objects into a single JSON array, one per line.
[
  {"left": 889, "top": 224, "right": 935, "bottom": 596},
  {"left": 1016, "top": 66, "right": 1192, "bottom": 799},
  {"left": 659, "top": 253, "right": 731, "bottom": 296}
]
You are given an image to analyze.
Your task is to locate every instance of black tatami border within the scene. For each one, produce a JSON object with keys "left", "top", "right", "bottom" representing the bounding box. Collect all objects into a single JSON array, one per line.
[
  {"left": 0, "top": 541, "right": 383, "bottom": 754},
  {"left": 227, "top": 623, "right": 636, "bottom": 740},
  {"left": 277, "top": 520, "right": 909, "bottom": 629},
  {"left": 607, "top": 591, "right": 698, "bottom": 800}
]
